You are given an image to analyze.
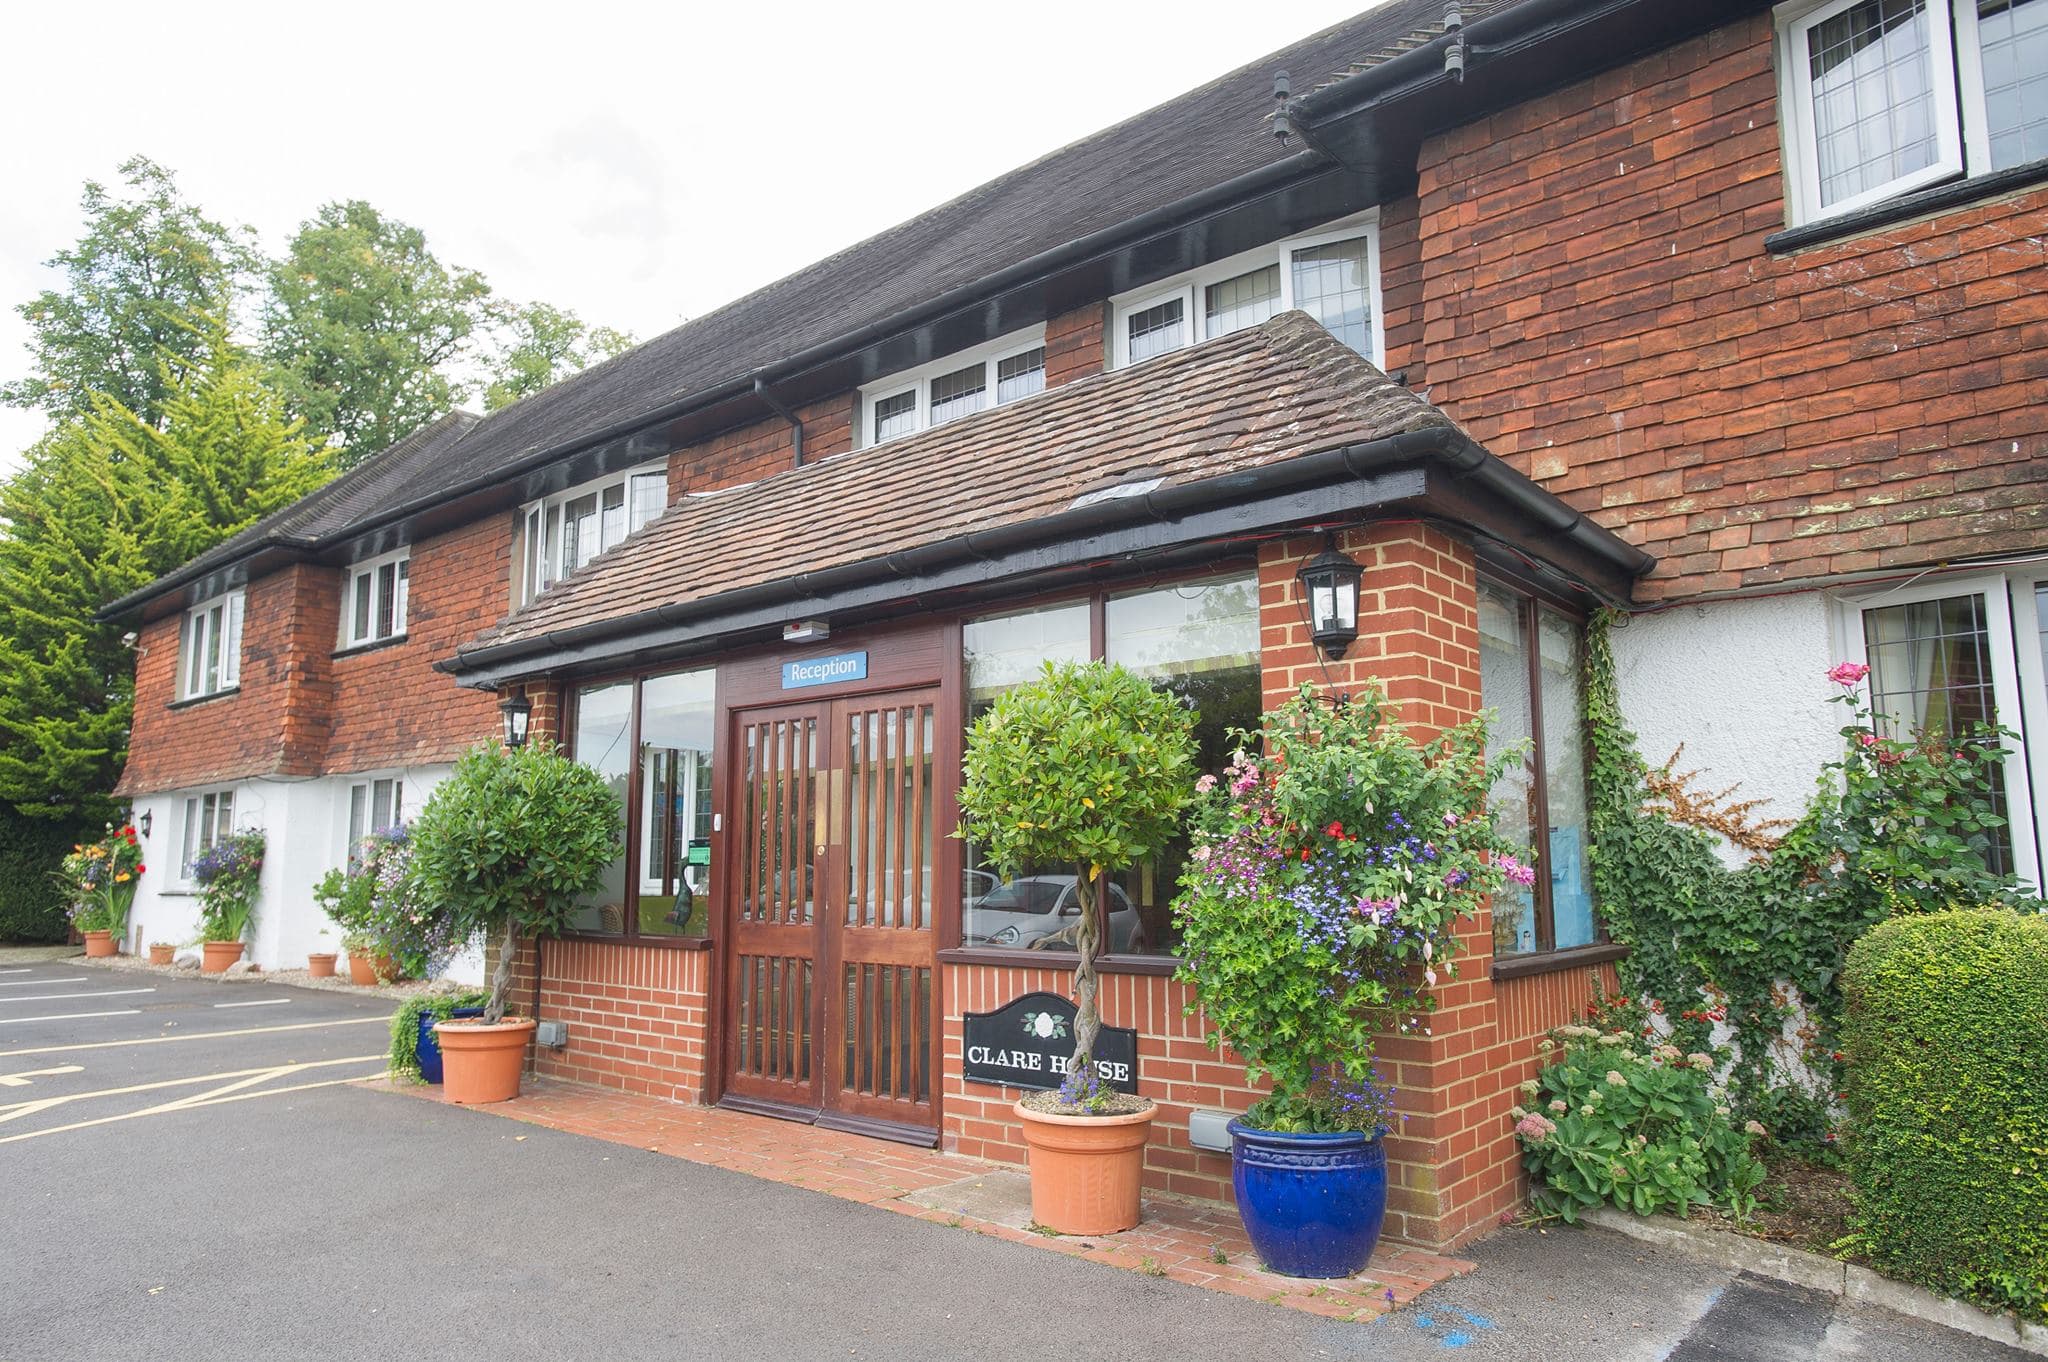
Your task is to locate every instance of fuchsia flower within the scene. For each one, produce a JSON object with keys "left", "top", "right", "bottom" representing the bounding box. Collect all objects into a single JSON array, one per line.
[
  {"left": 1827, "top": 661, "right": 1870, "bottom": 688},
  {"left": 1496, "top": 853, "right": 1538, "bottom": 887}
]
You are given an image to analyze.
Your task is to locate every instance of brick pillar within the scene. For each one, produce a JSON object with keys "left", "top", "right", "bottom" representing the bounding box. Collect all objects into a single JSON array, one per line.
[
  {"left": 524, "top": 679, "right": 566, "bottom": 746},
  {"left": 1255, "top": 521, "right": 1511, "bottom": 1249}
]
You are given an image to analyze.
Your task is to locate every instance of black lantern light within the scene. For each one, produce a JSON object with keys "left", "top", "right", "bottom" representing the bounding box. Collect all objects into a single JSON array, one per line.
[
  {"left": 138, "top": 809, "right": 153, "bottom": 839},
  {"left": 1297, "top": 537, "right": 1364, "bottom": 660},
  {"left": 500, "top": 689, "right": 533, "bottom": 750}
]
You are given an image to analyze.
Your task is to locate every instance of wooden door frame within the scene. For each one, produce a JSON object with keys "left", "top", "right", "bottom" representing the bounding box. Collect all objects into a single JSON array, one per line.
[{"left": 705, "top": 617, "right": 961, "bottom": 1144}]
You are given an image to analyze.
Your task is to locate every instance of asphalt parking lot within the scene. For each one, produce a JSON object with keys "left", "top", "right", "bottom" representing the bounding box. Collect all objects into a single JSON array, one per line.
[{"left": 1, "top": 960, "right": 2033, "bottom": 1361}]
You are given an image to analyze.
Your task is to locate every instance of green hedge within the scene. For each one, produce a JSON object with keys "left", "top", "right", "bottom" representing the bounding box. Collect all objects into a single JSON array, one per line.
[
  {"left": 0, "top": 806, "right": 92, "bottom": 943},
  {"left": 1842, "top": 909, "right": 2048, "bottom": 1320}
]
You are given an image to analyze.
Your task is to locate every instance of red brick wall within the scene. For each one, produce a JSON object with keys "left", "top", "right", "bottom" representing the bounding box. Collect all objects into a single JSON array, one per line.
[
  {"left": 116, "top": 564, "right": 335, "bottom": 796},
  {"left": 511, "top": 938, "right": 712, "bottom": 1103},
  {"left": 1044, "top": 302, "right": 1107, "bottom": 387},
  {"left": 1411, "top": 14, "right": 2048, "bottom": 601},
  {"left": 667, "top": 394, "right": 856, "bottom": 501},
  {"left": 325, "top": 515, "right": 512, "bottom": 774}
]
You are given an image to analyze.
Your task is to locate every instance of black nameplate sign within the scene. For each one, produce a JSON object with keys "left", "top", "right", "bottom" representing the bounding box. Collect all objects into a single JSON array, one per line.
[{"left": 961, "top": 990, "right": 1139, "bottom": 1095}]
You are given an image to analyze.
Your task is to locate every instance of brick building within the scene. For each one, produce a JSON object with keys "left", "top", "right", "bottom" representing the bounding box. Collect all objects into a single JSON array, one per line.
[{"left": 105, "top": 0, "right": 2048, "bottom": 1250}]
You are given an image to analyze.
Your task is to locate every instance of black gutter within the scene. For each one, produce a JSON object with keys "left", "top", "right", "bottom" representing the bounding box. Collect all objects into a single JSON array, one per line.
[
  {"left": 752, "top": 374, "right": 805, "bottom": 469},
  {"left": 441, "top": 424, "right": 1654, "bottom": 686}
]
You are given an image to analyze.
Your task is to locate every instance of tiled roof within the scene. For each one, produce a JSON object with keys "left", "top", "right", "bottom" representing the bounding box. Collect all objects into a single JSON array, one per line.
[
  {"left": 112, "top": 0, "right": 1516, "bottom": 614},
  {"left": 453, "top": 312, "right": 1460, "bottom": 663}
]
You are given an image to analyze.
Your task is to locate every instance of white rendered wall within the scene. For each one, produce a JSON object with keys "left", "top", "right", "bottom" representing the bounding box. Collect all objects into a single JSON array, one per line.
[
  {"left": 1607, "top": 591, "right": 1841, "bottom": 865},
  {"left": 125, "top": 790, "right": 207, "bottom": 956}
]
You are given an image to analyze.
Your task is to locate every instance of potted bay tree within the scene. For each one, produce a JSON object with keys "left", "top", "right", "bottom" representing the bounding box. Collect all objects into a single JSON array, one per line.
[
  {"left": 1173, "top": 683, "right": 1526, "bottom": 1276},
  {"left": 957, "top": 660, "right": 1195, "bottom": 1234},
  {"left": 410, "top": 739, "right": 621, "bottom": 1104}
]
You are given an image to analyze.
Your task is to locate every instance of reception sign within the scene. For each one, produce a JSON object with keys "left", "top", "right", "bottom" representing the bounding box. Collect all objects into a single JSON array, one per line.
[
  {"left": 780, "top": 650, "right": 868, "bottom": 690},
  {"left": 961, "top": 990, "right": 1139, "bottom": 1094}
]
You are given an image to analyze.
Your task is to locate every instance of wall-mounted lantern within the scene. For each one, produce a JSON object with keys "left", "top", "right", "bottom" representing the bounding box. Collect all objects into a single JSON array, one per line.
[
  {"left": 500, "top": 690, "right": 533, "bottom": 750},
  {"left": 138, "top": 809, "right": 153, "bottom": 839},
  {"left": 1297, "top": 537, "right": 1364, "bottom": 660}
]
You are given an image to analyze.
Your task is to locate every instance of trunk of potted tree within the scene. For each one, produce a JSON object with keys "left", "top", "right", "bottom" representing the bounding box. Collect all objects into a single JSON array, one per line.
[{"left": 435, "top": 920, "right": 534, "bottom": 1103}]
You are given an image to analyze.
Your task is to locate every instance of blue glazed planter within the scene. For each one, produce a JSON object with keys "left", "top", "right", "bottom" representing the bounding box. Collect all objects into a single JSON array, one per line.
[
  {"left": 417, "top": 1007, "right": 484, "bottom": 1085},
  {"left": 1228, "top": 1121, "right": 1389, "bottom": 1278}
]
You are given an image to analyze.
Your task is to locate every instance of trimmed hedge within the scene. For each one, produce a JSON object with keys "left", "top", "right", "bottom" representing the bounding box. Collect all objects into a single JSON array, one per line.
[
  {"left": 1842, "top": 909, "right": 2048, "bottom": 1320},
  {"left": 0, "top": 806, "right": 91, "bottom": 943}
]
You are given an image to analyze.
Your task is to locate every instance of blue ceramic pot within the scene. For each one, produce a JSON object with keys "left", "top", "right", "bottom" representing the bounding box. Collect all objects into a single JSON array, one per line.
[
  {"left": 417, "top": 1007, "right": 484, "bottom": 1084},
  {"left": 1228, "top": 1121, "right": 1389, "bottom": 1278}
]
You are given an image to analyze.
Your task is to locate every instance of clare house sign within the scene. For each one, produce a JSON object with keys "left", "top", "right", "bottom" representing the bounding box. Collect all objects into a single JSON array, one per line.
[
  {"left": 781, "top": 650, "right": 867, "bottom": 690},
  {"left": 961, "top": 991, "right": 1139, "bottom": 1095}
]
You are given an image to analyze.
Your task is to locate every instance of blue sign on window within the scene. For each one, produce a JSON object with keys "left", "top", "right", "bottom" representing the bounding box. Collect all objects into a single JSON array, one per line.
[{"left": 781, "top": 651, "right": 868, "bottom": 690}]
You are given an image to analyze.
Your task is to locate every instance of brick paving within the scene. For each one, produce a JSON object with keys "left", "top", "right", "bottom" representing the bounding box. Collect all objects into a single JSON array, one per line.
[{"left": 374, "top": 1075, "right": 1474, "bottom": 1325}]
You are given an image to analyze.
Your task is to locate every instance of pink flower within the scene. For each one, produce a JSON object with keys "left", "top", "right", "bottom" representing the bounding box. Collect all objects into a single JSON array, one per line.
[
  {"left": 1497, "top": 853, "right": 1538, "bottom": 888},
  {"left": 1195, "top": 774, "right": 1217, "bottom": 794},
  {"left": 1858, "top": 732, "right": 1878, "bottom": 748},
  {"left": 1827, "top": 661, "right": 1870, "bottom": 688},
  {"left": 1514, "top": 1112, "right": 1556, "bottom": 1143},
  {"left": 1443, "top": 812, "right": 1459, "bottom": 827}
]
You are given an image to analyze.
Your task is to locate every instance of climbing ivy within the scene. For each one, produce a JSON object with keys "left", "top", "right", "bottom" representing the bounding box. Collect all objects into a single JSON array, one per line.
[{"left": 1582, "top": 610, "right": 2035, "bottom": 1142}]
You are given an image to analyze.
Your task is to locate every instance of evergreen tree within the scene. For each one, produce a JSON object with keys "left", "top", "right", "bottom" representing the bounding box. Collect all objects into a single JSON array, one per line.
[
  {"left": 1, "top": 156, "right": 254, "bottom": 431},
  {"left": 261, "top": 200, "right": 492, "bottom": 465},
  {"left": 0, "top": 320, "right": 330, "bottom": 819}
]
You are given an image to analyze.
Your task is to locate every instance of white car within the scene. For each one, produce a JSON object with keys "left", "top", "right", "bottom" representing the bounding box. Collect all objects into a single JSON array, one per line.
[{"left": 964, "top": 874, "right": 1141, "bottom": 951}]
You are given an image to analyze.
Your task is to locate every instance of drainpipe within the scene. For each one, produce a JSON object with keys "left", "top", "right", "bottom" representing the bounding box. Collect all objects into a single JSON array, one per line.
[{"left": 753, "top": 375, "right": 805, "bottom": 469}]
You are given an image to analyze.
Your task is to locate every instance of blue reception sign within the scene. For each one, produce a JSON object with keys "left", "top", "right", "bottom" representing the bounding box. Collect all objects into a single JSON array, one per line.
[{"left": 781, "top": 650, "right": 868, "bottom": 690}]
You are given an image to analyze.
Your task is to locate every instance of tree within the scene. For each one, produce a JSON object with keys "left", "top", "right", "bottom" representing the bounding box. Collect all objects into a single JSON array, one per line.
[
  {"left": 482, "top": 301, "right": 635, "bottom": 412},
  {"left": 1, "top": 157, "right": 253, "bottom": 431},
  {"left": 0, "top": 320, "right": 330, "bottom": 819},
  {"left": 261, "top": 200, "right": 492, "bottom": 466}
]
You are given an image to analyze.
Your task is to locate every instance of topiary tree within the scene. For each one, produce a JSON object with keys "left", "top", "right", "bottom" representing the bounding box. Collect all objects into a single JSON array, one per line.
[
  {"left": 410, "top": 740, "right": 623, "bottom": 1022},
  {"left": 957, "top": 661, "right": 1196, "bottom": 1087}
]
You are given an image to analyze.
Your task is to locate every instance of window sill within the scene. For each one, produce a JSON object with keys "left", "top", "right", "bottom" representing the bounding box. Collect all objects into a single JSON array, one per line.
[
  {"left": 333, "top": 634, "right": 409, "bottom": 660},
  {"left": 555, "top": 931, "right": 714, "bottom": 951},
  {"left": 1490, "top": 939, "right": 1629, "bottom": 983},
  {"left": 937, "top": 946, "right": 1181, "bottom": 976},
  {"left": 168, "top": 687, "right": 241, "bottom": 710},
  {"left": 1765, "top": 156, "right": 2048, "bottom": 254}
]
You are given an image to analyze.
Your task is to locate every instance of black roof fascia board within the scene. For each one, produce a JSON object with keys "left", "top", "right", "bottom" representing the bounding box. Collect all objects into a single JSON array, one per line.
[{"left": 441, "top": 425, "right": 1654, "bottom": 689}]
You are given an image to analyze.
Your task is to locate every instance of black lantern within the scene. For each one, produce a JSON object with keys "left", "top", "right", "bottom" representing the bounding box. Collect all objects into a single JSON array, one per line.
[
  {"left": 138, "top": 809, "right": 152, "bottom": 839},
  {"left": 1297, "top": 538, "right": 1364, "bottom": 660},
  {"left": 500, "top": 690, "right": 533, "bottom": 750}
]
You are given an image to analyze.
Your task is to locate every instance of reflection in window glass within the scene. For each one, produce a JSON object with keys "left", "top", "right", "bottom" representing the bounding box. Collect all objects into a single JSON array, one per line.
[
  {"left": 1478, "top": 583, "right": 1538, "bottom": 957},
  {"left": 1126, "top": 298, "right": 1186, "bottom": 362},
  {"left": 1290, "top": 235, "right": 1374, "bottom": 356},
  {"left": 929, "top": 362, "right": 988, "bottom": 426},
  {"left": 639, "top": 670, "right": 715, "bottom": 937},
  {"left": 1979, "top": 0, "right": 2048, "bottom": 169},
  {"left": 1537, "top": 608, "right": 1595, "bottom": 949},
  {"left": 1104, "top": 575, "right": 1261, "bottom": 957},
  {"left": 1204, "top": 264, "right": 1282, "bottom": 337},
  {"left": 961, "top": 603, "right": 1091, "bottom": 949},
  {"left": 1807, "top": 0, "right": 1939, "bottom": 207},
  {"left": 873, "top": 390, "right": 917, "bottom": 443},
  {"left": 570, "top": 682, "right": 634, "bottom": 935},
  {"left": 995, "top": 347, "right": 1046, "bottom": 403}
]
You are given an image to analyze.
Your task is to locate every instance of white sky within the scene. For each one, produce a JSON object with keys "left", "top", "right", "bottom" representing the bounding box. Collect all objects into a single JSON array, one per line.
[{"left": 0, "top": 0, "right": 1384, "bottom": 477}]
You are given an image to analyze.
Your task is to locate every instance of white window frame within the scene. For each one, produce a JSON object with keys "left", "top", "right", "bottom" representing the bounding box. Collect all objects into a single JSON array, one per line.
[
  {"left": 1109, "top": 209, "right": 1386, "bottom": 370},
  {"left": 342, "top": 547, "right": 411, "bottom": 649},
  {"left": 1833, "top": 569, "right": 2045, "bottom": 892},
  {"left": 519, "top": 460, "right": 668, "bottom": 604},
  {"left": 344, "top": 774, "right": 406, "bottom": 865},
  {"left": 179, "top": 590, "right": 244, "bottom": 700},
  {"left": 1772, "top": 0, "right": 2048, "bottom": 227},
  {"left": 856, "top": 325, "right": 1049, "bottom": 449},
  {"left": 640, "top": 746, "right": 710, "bottom": 897},
  {"left": 176, "top": 787, "right": 237, "bottom": 889}
]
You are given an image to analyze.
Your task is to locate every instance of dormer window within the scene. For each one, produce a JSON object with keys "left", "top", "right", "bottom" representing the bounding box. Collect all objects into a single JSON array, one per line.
[
  {"left": 520, "top": 462, "right": 668, "bottom": 605},
  {"left": 858, "top": 326, "right": 1047, "bottom": 448}
]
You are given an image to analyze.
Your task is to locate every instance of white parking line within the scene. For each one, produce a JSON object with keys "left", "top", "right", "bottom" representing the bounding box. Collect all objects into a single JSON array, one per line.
[
  {"left": 0, "top": 989, "right": 156, "bottom": 1004},
  {"left": 0, "top": 977, "right": 90, "bottom": 987},
  {"left": 212, "top": 999, "right": 289, "bottom": 1009},
  {"left": 0, "top": 1015, "right": 389, "bottom": 1059},
  {"left": 0, "top": 968, "right": 32, "bottom": 975},
  {"left": 0, "top": 1010, "right": 141, "bottom": 1026},
  {"left": 0, "top": 1074, "right": 379, "bottom": 1144},
  {"left": 0, "top": 1065, "right": 83, "bottom": 1087}
]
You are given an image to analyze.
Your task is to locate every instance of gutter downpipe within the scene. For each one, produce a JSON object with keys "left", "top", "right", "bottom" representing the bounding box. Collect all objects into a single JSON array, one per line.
[{"left": 752, "top": 375, "right": 805, "bottom": 469}]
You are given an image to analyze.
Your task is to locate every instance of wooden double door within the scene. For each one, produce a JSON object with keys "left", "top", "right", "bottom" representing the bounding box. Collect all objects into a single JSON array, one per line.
[{"left": 719, "top": 688, "right": 944, "bottom": 1141}]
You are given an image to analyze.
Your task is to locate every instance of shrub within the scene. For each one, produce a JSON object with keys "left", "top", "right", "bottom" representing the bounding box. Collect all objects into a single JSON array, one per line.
[
  {"left": 410, "top": 740, "right": 622, "bottom": 1022},
  {"left": 1515, "top": 1021, "right": 1765, "bottom": 1223},
  {"left": 1841, "top": 908, "right": 2048, "bottom": 1320},
  {"left": 957, "top": 661, "right": 1196, "bottom": 1095},
  {"left": 389, "top": 990, "right": 491, "bottom": 1080},
  {"left": 1173, "top": 683, "right": 1525, "bottom": 1134},
  {"left": 194, "top": 828, "right": 265, "bottom": 943},
  {"left": 0, "top": 808, "right": 92, "bottom": 943},
  {"left": 316, "top": 825, "right": 460, "bottom": 977}
]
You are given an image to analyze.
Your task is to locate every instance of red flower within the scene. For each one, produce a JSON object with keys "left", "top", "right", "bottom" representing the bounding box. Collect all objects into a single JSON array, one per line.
[
  {"left": 1325, "top": 821, "right": 1345, "bottom": 840},
  {"left": 135, "top": 864, "right": 146, "bottom": 875}
]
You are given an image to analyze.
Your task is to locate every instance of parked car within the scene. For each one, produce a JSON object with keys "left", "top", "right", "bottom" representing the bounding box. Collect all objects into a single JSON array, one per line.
[{"left": 964, "top": 874, "right": 1141, "bottom": 951}]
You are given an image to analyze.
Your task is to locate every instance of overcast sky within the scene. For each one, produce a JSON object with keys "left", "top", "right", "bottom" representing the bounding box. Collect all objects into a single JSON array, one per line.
[{"left": 0, "top": 0, "right": 1386, "bottom": 477}]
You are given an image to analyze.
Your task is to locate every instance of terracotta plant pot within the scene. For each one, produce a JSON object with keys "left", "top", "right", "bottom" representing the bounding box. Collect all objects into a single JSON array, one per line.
[
  {"left": 82, "top": 930, "right": 116, "bottom": 958},
  {"left": 435, "top": 1018, "right": 537, "bottom": 1104},
  {"left": 346, "top": 953, "right": 386, "bottom": 986},
  {"left": 1014, "top": 1099, "right": 1156, "bottom": 1235},
  {"left": 307, "top": 952, "right": 337, "bottom": 978},
  {"left": 147, "top": 943, "right": 174, "bottom": 966},
  {"left": 201, "top": 940, "right": 245, "bottom": 973}
]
